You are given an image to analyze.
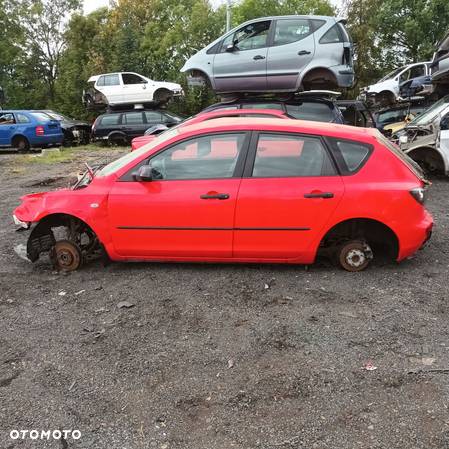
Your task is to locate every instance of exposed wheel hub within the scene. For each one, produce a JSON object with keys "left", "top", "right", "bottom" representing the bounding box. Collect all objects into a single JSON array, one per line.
[
  {"left": 51, "top": 240, "right": 82, "bottom": 272},
  {"left": 345, "top": 249, "right": 366, "bottom": 268}
]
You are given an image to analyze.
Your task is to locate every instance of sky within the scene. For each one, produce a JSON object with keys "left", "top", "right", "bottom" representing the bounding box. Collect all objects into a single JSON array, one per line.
[{"left": 84, "top": 0, "right": 342, "bottom": 15}]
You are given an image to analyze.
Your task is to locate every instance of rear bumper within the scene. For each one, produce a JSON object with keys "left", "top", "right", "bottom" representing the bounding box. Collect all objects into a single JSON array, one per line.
[
  {"left": 397, "top": 209, "right": 434, "bottom": 261},
  {"left": 30, "top": 134, "right": 64, "bottom": 147},
  {"left": 333, "top": 65, "right": 355, "bottom": 88}
]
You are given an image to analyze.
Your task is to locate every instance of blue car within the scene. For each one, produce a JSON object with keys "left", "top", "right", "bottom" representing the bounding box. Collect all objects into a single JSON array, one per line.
[{"left": 0, "top": 110, "right": 63, "bottom": 151}]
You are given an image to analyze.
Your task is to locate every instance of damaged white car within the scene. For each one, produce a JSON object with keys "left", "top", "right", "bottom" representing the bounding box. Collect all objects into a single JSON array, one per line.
[
  {"left": 398, "top": 95, "right": 449, "bottom": 175},
  {"left": 82, "top": 72, "right": 183, "bottom": 109}
]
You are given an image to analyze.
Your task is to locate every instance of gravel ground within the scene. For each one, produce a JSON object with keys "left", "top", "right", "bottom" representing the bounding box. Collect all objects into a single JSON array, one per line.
[{"left": 0, "top": 148, "right": 449, "bottom": 449}]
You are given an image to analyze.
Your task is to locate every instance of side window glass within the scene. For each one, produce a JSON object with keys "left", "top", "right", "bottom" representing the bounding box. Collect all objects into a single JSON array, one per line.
[
  {"left": 409, "top": 65, "right": 425, "bottom": 78},
  {"left": 319, "top": 24, "right": 343, "bottom": 44},
  {"left": 122, "top": 73, "right": 146, "bottom": 84},
  {"left": 244, "top": 103, "right": 283, "bottom": 110},
  {"left": 252, "top": 134, "right": 335, "bottom": 177},
  {"left": 222, "top": 21, "right": 271, "bottom": 52},
  {"left": 274, "top": 19, "right": 312, "bottom": 46},
  {"left": 399, "top": 69, "right": 411, "bottom": 83},
  {"left": 124, "top": 112, "right": 144, "bottom": 125},
  {"left": 145, "top": 111, "right": 163, "bottom": 123},
  {"left": 148, "top": 133, "right": 246, "bottom": 180},
  {"left": 331, "top": 138, "right": 371, "bottom": 172},
  {"left": 0, "top": 113, "right": 15, "bottom": 125},
  {"left": 97, "top": 76, "right": 105, "bottom": 87},
  {"left": 100, "top": 114, "right": 121, "bottom": 126},
  {"left": 104, "top": 74, "right": 120, "bottom": 86},
  {"left": 16, "top": 113, "right": 30, "bottom": 124}
]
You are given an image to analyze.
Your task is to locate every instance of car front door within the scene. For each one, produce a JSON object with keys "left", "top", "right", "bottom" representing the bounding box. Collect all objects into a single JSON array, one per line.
[
  {"left": 266, "top": 18, "right": 315, "bottom": 90},
  {"left": 213, "top": 20, "right": 271, "bottom": 92},
  {"left": 107, "top": 132, "right": 249, "bottom": 258},
  {"left": 121, "top": 73, "right": 150, "bottom": 102},
  {"left": 233, "top": 132, "right": 344, "bottom": 261},
  {"left": 0, "top": 112, "right": 16, "bottom": 146}
]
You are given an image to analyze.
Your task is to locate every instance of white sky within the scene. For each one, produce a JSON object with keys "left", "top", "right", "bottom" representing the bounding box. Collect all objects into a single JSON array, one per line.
[{"left": 84, "top": 0, "right": 342, "bottom": 15}]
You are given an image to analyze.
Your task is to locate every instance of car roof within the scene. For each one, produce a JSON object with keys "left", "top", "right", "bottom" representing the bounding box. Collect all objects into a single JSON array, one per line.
[
  {"left": 239, "top": 14, "right": 338, "bottom": 23},
  {"left": 178, "top": 117, "right": 377, "bottom": 141},
  {"left": 0, "top": 110, "right": 36, "bottom": 113}
]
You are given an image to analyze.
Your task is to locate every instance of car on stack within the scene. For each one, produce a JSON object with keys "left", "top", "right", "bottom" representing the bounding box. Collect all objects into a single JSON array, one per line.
[{"left": 181, "top": 15, "right": 354, "bottom": 93}]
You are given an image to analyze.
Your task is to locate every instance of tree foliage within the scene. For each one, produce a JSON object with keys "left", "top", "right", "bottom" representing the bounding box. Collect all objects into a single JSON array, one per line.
[{"left": 1, "top": 0, "right": 448, "bottom": 115}]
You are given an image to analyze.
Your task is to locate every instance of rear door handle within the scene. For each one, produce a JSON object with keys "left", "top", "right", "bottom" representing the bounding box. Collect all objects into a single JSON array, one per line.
[
  {"left": 298, "top": 50, "right": 311, "bottom": 56},
  {"left": 253, "top": 55, "right": 266, "bottom": 60},
  {"left": 304, "top": 192, "right": 334, "bottom": 199},
  {"left": 200, "top": 193, "right": 230, "bottom": 200}
]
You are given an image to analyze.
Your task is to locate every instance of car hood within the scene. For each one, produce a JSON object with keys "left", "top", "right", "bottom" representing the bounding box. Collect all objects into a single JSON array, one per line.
[{"left": 154, "top": 81, "right": 182, "bottom": 90}]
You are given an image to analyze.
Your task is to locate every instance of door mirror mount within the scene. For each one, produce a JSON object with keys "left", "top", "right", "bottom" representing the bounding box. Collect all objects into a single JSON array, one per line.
[{"left": 133, "top": 165, "right": 153, "bottom": 182}]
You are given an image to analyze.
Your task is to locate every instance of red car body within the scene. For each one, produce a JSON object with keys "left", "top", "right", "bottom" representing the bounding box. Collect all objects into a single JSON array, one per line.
[
  {"left": 130, "top": 109, "right": 289, "bottom": 151},
  {"left": 14, "top": 118, "right": 433, "bottom": 271}
]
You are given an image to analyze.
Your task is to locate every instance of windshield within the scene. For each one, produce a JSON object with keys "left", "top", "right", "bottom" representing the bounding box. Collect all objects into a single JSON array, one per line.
[
  {"left": 96, "top": 127, "right": 180, "bottom": 177},
  {"left": 408, "top": 96, "right": 449, "bottom": 126},
  {"left": 46, "top": 112, "right": 68, "bottom": 121},
  {"left": 378, "top": 67, "right": 404, "bottom": 82}
]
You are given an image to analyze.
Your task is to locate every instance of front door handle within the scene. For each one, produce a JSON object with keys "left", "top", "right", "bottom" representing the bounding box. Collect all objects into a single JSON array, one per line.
[
  {"left": 253, "top": 55, "right": 266, "bottom": 60},
  {"left": 298, "top": 50, "right": 312, "bottom": 56},
  {"left": 200, "top": 193, "right": 230, "bottom": 200},
  {"left": 304, "top": 192, "right": 334, "bottom": 199}
]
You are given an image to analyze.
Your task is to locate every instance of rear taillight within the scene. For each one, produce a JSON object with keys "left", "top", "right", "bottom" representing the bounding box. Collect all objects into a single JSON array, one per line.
[
  {"left": 35, "top": 125, "right": 45, "bottom": 136},
  {"left": 410, "top": 187, "right": 428, "bottom": 204}
]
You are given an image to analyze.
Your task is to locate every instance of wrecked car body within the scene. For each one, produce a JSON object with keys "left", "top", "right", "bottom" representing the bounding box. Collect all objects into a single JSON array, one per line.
[
  {"left": 359, "top": 62, "right": 431, "bottom": 106},
  {"left": 430, "top": 30, "right": 449, "bottom": 90},
  {"left": 82, "top": 72, "right": 183, "bottom": 110},
  {"left": 398, "top": 95, "right": 449, "bottom": 175}
]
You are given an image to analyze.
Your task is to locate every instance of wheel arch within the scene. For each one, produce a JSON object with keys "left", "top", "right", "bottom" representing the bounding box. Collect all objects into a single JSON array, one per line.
[
  {"left": 318, "top": 217, "right": 400, "bottom": 261},
  {"left": 299, "top": 67, "right": 338, "bottom": 90},
  {"left": 27, "top": 212, "right": 101, "bottom": 262},
  {"left": 405, "top": 146, "right": 447, "bottom": 174}
]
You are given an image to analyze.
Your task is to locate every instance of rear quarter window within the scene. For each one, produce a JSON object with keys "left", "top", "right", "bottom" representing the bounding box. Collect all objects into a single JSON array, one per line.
[{"left": 327, "top": 137, "right": 373, "bottom": 174}]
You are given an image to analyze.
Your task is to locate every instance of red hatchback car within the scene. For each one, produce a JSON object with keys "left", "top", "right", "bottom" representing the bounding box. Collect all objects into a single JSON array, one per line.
[{"left": 13, "top": 118, "right": 433, "bottom": 272}]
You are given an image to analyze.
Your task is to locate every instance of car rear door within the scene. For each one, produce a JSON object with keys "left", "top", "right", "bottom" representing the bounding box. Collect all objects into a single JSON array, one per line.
[
  {"left": 266, "top": 18, "right": 316, "bottom": 90},
  {"left": 213, "top": 20, "right": 271, "bottom": 92},
  {"left": 96, "top": 74, "right": 122, "bottom": 104},
  {"left": 233, "top": 132, "right": 344, "bottom": 262},
  {"left": 107, "top": 132, "right": 250, "bottom": 258},
  {"left": 122, "top": 112, "right": 147, "bottom": 138}
]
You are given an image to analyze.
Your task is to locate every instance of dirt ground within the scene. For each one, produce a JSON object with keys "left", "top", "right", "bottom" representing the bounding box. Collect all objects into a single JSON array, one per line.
[{"left": 1, "top": 147, "right": 449, "bottom": 449}]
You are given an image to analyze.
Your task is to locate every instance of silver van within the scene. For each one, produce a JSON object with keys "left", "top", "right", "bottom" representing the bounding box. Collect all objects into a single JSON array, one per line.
[{"left": 181, "top": 15, "right": 354, "bottom": 94}]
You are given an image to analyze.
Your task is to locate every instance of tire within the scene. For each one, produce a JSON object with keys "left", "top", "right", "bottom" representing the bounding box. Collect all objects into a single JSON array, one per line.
[
  {"left": 336, "top": 240, "right": 373, "bottom": 272},
  {"left": 12, "top": 136, "right": 30, "bottom": 152},
  {"left": 153, "top": 89, "right": 173, "bottom": 105},
  {"left": 108, "top": 134, "right": 127, "bottom": 147},
  {"left": 50, "top": 240, "right": 83, "bottom": 272}
]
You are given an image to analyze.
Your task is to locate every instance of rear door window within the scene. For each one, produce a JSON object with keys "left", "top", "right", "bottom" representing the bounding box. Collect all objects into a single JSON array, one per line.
[
  {"left": 274, "top": 19, "right": 312, "bottom": 45},
  {"left": 100, "top": 114, "right": 121, "bottom": 126},
  {"left": 16, "top": 113, "right": 30, "bottom": 124},
  {"left": 103, "top": 74, "right": 120, "bottom": 86},
  {"left": 242, "top": 103, "right": 283, "bottom": 110},
  {"left": 251, "top": 133, "right": 336, "bottom": 177},
  {"left": 123, "top": 112, "right": 144, "bottom": 125},
  {"left": 285, "top": 102, "right": 335, "bottom": 122},
  {"left": 145, "top": 111, "right": 163, "bottom": 123}
]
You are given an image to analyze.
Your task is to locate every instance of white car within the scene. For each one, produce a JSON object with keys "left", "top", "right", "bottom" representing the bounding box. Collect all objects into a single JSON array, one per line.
[
  {"left": 359, "top": 62, "right": 431, "bottom": 106},
  {"left": 83, "top": 72, "right": 183, "bottom": 108}
]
